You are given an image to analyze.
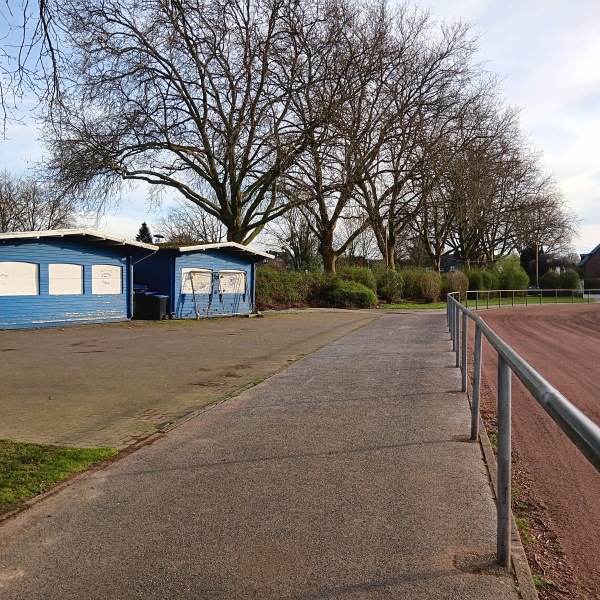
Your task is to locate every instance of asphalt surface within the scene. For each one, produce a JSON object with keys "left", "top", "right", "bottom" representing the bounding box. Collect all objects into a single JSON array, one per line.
[{"left": 0, "top": 311, "right": 523, "bottom": 599}]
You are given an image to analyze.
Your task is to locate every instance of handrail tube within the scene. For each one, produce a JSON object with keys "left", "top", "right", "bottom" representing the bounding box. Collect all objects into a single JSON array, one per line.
[
  {"left": 447, "top": 291, "right": 600, "bottom": 566},
  {"left": 449, "top": 293, "right": 600, "bottom": 472}
]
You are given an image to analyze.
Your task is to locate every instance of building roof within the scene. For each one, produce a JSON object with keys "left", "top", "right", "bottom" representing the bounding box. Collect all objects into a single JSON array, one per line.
[
  {"left": 0, "top": 229, "right": 158, "bottom": 251},
  {"left": 170, "top": 241, "right": 274, "bottom": 260},
  {"left": 578, "top": 242, "right": 600, "bottom": 267}
]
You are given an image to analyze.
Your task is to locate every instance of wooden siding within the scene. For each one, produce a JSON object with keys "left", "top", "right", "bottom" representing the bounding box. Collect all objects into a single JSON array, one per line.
[
  {"left": 174, "top": 251, "right": 254, "bottom": 318},
  {"left": 0, "top": 239, "right": 135, "bottom": 329}
]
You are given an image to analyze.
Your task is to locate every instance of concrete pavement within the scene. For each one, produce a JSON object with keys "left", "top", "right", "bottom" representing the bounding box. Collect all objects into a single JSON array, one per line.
[{"left": 0, "top": 311, "right": 527, "bottom": 599}]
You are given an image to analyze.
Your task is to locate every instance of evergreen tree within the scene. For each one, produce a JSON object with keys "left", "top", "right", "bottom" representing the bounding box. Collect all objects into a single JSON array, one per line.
[{"left": 135, "top": 222, "right": 153, "bottom": 244}]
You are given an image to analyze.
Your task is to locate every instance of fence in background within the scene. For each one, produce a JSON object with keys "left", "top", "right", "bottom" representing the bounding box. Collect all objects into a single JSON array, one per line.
[
  {"left": 464, "top": 288, "right": 600, "bottom": 310},
  {"left": 446, "top": 292, "right": 600, "bottom": 567}
]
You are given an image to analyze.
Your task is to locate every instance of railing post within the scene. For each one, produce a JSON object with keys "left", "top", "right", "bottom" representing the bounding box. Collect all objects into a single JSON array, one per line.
[
  {"left": 471, "top": 325, "right": 482, "bottom": 441},
  {"left": 450, "top": 299, "right": 455, "bottom": 348},
  {"left": 461, "top": 309, "right": 468, "bottom": 391},
  {"left": 455, "top": 304, "right": 460, "bottom": 368},
  {"left": 497, "top": 354, "right": 512, "bottom": 567}
]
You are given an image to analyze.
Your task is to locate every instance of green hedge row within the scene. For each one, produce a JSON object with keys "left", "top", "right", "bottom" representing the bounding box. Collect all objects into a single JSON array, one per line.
[{"left": 255, "top": 256, "right": 579, "bottom": 310}]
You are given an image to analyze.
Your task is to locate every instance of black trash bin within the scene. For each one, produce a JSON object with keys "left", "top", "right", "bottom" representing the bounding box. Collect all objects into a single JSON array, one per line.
[
  {"left": 147, "top": 294, "right": 169, "bottom": 320},
  {"left": 134, "top": 291, "right": 168, "bottom": 320}
]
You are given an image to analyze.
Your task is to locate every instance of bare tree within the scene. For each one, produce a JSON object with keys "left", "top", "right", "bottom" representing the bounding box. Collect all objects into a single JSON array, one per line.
[
  {"left": 281, "top": 0, "right": 399, "bottom": 273},
  {"left": 355, "top": 13, "right": 483, "bottom": 270},
  {"left": 154, "top": 199, "right": 225, "bottom": 245},
  {"left": 0, "top": 170, "right": 79, "bottom": 231},
  {"left": 42, "top": 0, "right": 327, "bottom": 243},
  {"left": 264, "top": 207, "right": 319, "bottom": 271}
]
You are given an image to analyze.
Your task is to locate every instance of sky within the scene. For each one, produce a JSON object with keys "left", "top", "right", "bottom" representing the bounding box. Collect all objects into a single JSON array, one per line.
[
  {"left": 0, "top": 0, "right": 599, "bottom": 255},
  {"left": 414, "top": 0, "right": 600, "bottom": 256}
]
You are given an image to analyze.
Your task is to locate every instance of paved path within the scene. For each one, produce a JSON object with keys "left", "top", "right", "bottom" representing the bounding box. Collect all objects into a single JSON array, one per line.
[{"left": 0, "top": 312, "right": 523, "bottom": 599}]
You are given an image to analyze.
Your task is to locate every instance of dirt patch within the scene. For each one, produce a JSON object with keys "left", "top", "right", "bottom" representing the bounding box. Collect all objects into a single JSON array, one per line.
[
  {"left": 0, "top": 311, "right": 378, "bottom": 449},
  {"left": 469, "top": 304, "right": 600, "bottom": 599}
]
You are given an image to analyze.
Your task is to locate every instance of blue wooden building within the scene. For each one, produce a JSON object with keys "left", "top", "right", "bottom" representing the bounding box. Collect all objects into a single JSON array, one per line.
[
  {"left": 0, "top": 229, "right": 158, "bottom": 329},
  {"left": 133, "top": 242, "right": 272, "bottom": 318}
]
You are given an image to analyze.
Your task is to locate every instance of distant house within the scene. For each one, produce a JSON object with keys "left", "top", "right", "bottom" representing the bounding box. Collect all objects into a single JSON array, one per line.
[
  {"left": 0, "top": 229, "right": 157, "bottom": 329},
  {"left": 133, "top": 242, "right": 273, "bottom": 318},
  {"left": 578, "top": 243, "right": 600, "bottom": 278},
  {"left": 440, "top": 252, "right": 463, "bottom": 273}
]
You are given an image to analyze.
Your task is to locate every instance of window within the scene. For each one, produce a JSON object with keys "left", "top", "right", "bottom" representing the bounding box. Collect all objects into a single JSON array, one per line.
[
  {"left": 91, "top": 265, "right": 122, "bottom": 294},
  {"left": 218, "top": 270, "right": 246, "bottom": 294},
  {"left": 0, "top": 261, "right": 39, "bottom": 296},
  {"left": 181, "top": 268, "right": 212, "bottom": 294},
  {"left": 49, "top": 264, "right": 83, "bottom": 295}
]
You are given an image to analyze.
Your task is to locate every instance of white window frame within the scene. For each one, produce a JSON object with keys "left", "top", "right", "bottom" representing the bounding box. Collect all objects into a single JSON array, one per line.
[
  {"left": 91, "top": 264, "right": 122, "bottom": 295},
  {"left": 49, "top": 263, "right": 84, "bottom": 295},
  {"left": 0, "top": 261, "right": 39, "bottom": 296}
]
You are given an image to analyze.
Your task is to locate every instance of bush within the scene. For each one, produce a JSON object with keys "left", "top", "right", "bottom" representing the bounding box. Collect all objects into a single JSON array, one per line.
[
  {"left": 560, "top": 269, "right": 580, "bottom": 290},
  {"left": 538, "top": 270, "right": 561, "bottom": 289},
  {"left": 337, "top": 266, "right": 377, "bottom": 293},
  {"left": 376, "top": 269, "right": 404, "bottom": 303},
  {"left": 420, "top": 271, "right": 441, "bottom": 303},
  {"left": 465, "top": 269, "right": 484, "bottom": 291},
  {"left": 399, "top": 268, "right": 421, "bottom": 299},
  {"left": 255, "top": 267, "right": 328, "bottom": 310},
  {"left": 481, "top": 270, "right": 498, "bottom": 291},
  {"left": 440, "top": 271, "right": 468, "bottom": 300},
  {"left": 322, "top": 278, "right": 377, "bottom": 308},
  {"left": 398, "top": 268, "right": 441, "bottom": 303},
  {"left": 493, "top": 255, "right": 529, "bottom": 290}
]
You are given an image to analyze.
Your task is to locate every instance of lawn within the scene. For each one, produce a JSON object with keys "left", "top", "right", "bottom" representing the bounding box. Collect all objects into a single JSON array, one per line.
[{"left": 0, "top": 439, "right": 117, "bottom": 513}]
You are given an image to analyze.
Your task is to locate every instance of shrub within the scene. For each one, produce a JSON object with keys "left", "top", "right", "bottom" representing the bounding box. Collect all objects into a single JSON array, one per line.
[
  {"left": 255, "top": 267, "right": 328, "bottom": 310},
  {"left": 465, "top": 269, "right": 484, "bottom": 291},
  {"left": 376, "top": 269, "right": 404, "bottom": 303},
  {"left": 493, "top": 255, "right": 529, "bottom": 290},
  {"left": 398, "top": 268, "right": 441, "bottom": 302},
  {"left": 322, "top": 278, "right": 377, "bottom": 308},
  {"left": 399, "top": 268, "right": 421, "bottom": 299},
  {"left": 420, "top": 271, "right": 441, "bottom": 303},
  {"left": 538, "top": 270, "right": 561, "bottom": 289},
  {"left": 337, "top": 266, "right": 377, "bottom": 293},
  {"left": 560, "top": 269, "right": 580, "bottom": 290},
  {"left": 441, "top": 271, "right": 468, "bottom": 300},
  {"left": 480, "top": 270, "right": 494, "bottom": 291}
]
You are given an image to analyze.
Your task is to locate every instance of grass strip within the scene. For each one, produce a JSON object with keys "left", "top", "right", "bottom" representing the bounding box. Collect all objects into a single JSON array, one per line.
[
  {"left": 382, "top": 301, "right": 447, "bottom": 310},
  {"left": 0, "top": 439, "right": 117, "bottom": 511}
]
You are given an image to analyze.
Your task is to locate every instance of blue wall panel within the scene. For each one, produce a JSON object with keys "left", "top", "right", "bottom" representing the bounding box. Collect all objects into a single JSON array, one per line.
[
  {"left": 0, "top": 239, "right": 143, "bottom": 329},
  {"left": 174, "top": 251, "right": 253, "bottom": 318}
]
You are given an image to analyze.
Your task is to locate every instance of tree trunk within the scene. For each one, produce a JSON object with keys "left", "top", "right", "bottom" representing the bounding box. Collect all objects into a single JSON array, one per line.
[
  {"left": 318, "top": 229, "right": 337, "bottom": 274},
  {"left": 386, "top": 229, "right": 396, "bottom": 270}
]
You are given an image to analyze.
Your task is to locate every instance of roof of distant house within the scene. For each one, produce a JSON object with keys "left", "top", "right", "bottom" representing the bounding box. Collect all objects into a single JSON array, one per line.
[{"left": 578, "top": 242, "right": 600, "bottom": 267}]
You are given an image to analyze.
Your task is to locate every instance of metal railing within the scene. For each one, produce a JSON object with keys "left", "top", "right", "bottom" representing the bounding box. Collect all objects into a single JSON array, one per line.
[
  {"left": 464, "top": 288, "right": 600, "bottom": 310},
  {"left": 447, "top": 291, "right": 600, "bottom": 567}
]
